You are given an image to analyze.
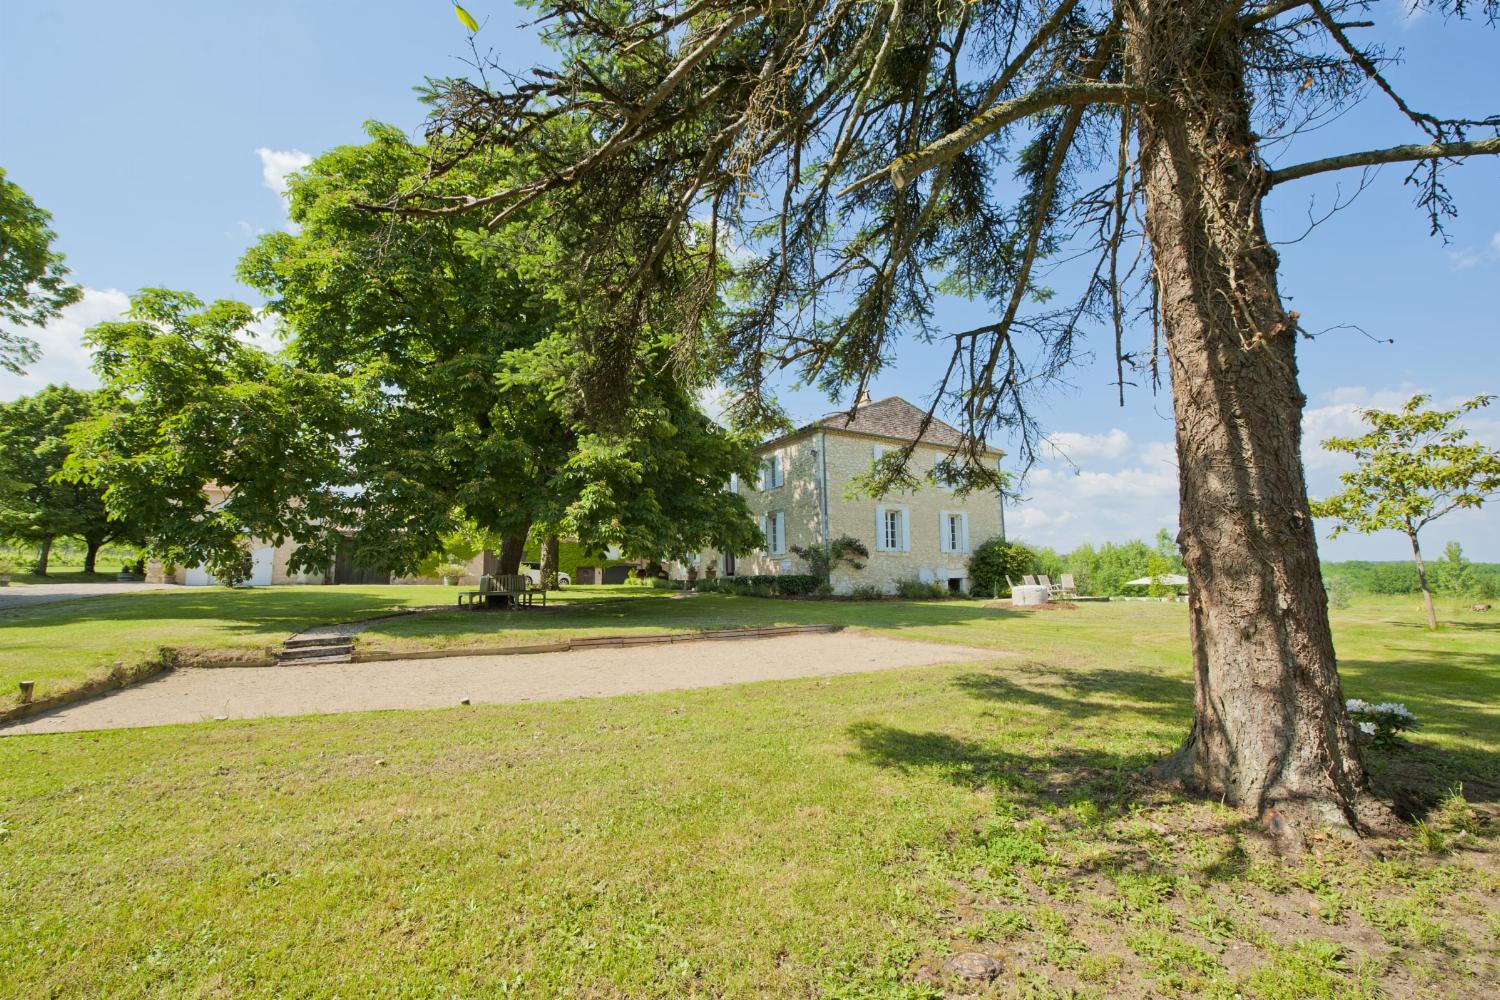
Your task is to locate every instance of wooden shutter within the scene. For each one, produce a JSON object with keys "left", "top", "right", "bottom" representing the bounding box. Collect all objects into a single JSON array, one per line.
[
  {"left": 960, "top": 512, "right": 970, "bottom": 554},
  {"left": 774, "top": 512, "right": 786, "bottom": 554},
  {"left": 874, "top": 505, "right": 886, "bottom": 552},
  {"left": 900, "top": 509, "right": 911, "bottom": 552}
]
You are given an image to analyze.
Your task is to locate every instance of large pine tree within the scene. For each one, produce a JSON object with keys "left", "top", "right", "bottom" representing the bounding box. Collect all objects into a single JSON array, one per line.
[{"left": 381, "top": 1, "right": 1499, "bottom": 838}]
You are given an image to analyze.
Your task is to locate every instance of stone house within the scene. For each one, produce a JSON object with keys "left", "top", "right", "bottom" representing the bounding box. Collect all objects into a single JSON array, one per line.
[{"left": 678, "top": 395, "right": 1006, "bottom": 595}]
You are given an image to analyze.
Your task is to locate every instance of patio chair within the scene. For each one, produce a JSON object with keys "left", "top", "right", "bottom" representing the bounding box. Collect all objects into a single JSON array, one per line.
[
  {"left": 1022, "top": 575, "right": 1038, "bottom": 587},
  {"left": 1058, "top": 573, "right": 1077, "bottom": 596},
  {"left": 1038, "top": 574, "right": 1056, "bottom": 594}
]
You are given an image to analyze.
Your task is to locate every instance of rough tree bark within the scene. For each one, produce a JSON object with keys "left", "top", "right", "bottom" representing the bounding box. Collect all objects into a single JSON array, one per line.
[
  {"left": 1130, "top": 1, "right": 1394, "bottom": 838},
  {"left": 1406, "top": 525, "right": 1439, "bottom": 630},
  {"left": 538, "top": 534, "right": 560, "bottom": 589}
]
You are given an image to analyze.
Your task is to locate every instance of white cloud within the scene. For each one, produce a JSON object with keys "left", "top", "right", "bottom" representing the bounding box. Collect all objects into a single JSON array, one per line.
[
  {"left": 255, "top": 147, "right": 312, "bottom": 198},
  {"left": 0, "top": 287, "right": 130, "bottom": 400},
  {"left": 1042, "top": 427, "right": 1132, "bottom": 463}
]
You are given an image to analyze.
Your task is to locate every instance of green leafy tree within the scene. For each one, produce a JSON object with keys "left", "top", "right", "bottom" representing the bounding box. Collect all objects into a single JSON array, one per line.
[
  {"left": 1, "top": 168, "right": 83, "bottom": 373},
  {"left": 63, "top": 290, "right": 357, "bottom": 585},
  {"left": 409, "top": 0, "right": 1500, "bottom": 836},
  {"left": 244, "top": 124, "right": 761, "bottom": 570},
  {"left": 1434, "top": 542, "right": 1477, "bottom": 597},
  {"left": 0, "top": 385, "right": 129, "bottom": 574},
  {"left": 1312, "top": 395, "right": 1500, "bottom": 630},
  {"left": 967, "top": 538, "right": 1037, "bottom": 599},
  {"left": 68, "top": 126, "right": 760, "bottom": 581}
]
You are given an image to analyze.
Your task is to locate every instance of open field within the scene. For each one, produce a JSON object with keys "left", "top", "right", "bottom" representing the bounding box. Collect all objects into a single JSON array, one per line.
[
  {"left": 0, "top": 584, "right": 664, "bottom": 713},
  {"left": 1, "top": 593, "right": 1496, "bottom": 997}
]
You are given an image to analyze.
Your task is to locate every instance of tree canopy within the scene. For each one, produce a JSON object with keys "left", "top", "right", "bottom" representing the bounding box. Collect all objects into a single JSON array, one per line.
[
  {"left": 0, "top": 385, "right": 135, "bottom": 574},
  {"left": 1, "top": 167, "right": 83, "bottom": 374},
  {"left": 64, "top": 126, "right": 762, "bottom": 583}
]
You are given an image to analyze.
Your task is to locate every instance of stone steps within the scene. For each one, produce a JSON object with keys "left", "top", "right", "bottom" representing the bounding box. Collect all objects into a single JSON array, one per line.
[{"left": 278, "top": 634, "right": 354, "bottom": 664}]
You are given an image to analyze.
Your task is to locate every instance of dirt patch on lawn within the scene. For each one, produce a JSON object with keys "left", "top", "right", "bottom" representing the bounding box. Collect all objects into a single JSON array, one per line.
[{"left": 3, "top": 631, "right": 993, "bottom": 735}]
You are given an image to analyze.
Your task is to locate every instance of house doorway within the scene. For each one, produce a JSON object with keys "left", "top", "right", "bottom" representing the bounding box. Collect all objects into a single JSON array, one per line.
[
  {"left": 723, "top": 553, "right": 736, "bottom": 577},
  {"left": 334, "top": 538, "right": 390, "bottom": 585}
]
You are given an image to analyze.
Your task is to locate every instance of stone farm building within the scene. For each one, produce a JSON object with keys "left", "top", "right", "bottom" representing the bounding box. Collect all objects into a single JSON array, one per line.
[{"left": 677, "top": 395, "right": 1006, "bottom": 595}]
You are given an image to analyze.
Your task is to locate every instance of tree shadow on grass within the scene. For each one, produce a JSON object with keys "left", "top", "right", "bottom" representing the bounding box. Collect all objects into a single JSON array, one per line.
[
  {"left": 846, "top": 720, "right": 1160, "bottom": 812},
  {"left": 951, "top": 666, "right": 1192, "bottom": 719}
]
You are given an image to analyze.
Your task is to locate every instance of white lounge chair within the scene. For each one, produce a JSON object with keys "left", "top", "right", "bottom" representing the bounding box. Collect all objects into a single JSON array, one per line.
[{"left": 1058, "top": 573, "right": 1077, "bottom": 596}]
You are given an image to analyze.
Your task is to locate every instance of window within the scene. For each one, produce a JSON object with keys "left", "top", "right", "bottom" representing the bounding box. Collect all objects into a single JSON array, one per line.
[
  {"left": 874, "top": 505, "right": 907, "bottom": 552},
  {"left": 761, "top": 511, "right": 786, "bottom": 554},
  {"left": 940, "top": 511, "right": 970, "bottom": 554},
  {"left": 760, "top": 453, "right": 784, "bottom": 490}
]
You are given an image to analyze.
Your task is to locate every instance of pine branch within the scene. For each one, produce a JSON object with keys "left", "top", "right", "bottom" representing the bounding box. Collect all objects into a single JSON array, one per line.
[{"left": 1265, "top": 136, "right": 1500, "bottom": 186}]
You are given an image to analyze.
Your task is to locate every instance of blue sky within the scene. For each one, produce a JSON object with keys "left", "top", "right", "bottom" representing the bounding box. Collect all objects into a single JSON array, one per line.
[{"left": 2, "top": 1, "right": 1497, "bottom": 559}]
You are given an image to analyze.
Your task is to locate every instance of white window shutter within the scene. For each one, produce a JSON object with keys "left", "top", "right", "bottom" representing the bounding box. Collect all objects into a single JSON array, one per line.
[
  {"left": 874, "top": 505, "right": 886, "bottom": 552},
  {"left": 938, "top": 512, "right": 950, "bottom": 553},
  {"left": 901, "top": 509, "right": 911, "bottom": 552},
  {"left": 760, "top": 514, "right": 769, "bottom": 551},
  {"left": 960, "top": 512, "right": 970, "bottom": 553},
  {"left": 775, "top": 512, "right": 786, "bottom": 554}
]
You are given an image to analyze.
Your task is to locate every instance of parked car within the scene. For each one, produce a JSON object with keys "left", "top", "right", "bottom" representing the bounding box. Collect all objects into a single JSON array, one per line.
[{"left": 521, "top": 563, "right": 570, "bottom": 588}]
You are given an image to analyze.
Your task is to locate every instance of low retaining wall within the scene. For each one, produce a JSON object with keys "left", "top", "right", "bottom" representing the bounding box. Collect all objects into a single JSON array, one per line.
[{"left": 353, "top": 624, "right": 842, "bottom": 663}]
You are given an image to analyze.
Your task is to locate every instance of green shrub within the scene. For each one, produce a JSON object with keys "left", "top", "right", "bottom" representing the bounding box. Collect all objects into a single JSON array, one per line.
[
  {"left": 774, "top": 574, "right": 820, "bottom": 595},
  {"left": 968, "top": 537, "right": 1036, "bottom": 598},
  {"left": 648, "top": 578, "right": 684, "bottom": 590},
  {"left": 894, "top": 577, "right": 946, "bottom": 599},
  {"left": 848, "top": 584, "right": 885, "bottom": 600},
  {"left": 1325, "top": 576, "right": 1353, "bottom": 610}
]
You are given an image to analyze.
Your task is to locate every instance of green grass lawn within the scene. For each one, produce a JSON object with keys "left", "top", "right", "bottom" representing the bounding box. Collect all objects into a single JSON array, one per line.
[{"left": 1, "top": 594, "right": 1496, "bottom": 997}]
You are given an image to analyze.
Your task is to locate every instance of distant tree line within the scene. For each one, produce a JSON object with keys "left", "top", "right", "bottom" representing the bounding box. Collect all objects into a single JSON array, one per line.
[
  {"left": 971, "top": 535, "right": 1495, "bottom": 600},
  {"left": 1322, "top": 545, "right": 1498, "bottom": 600}
]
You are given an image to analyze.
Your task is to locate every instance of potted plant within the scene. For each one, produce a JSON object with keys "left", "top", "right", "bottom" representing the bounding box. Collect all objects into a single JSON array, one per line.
[
  {"left": 436, "top": 562, "right": 467, "bottom": 586},
  {"left": 0, "top": 557, "right": 15, "bottom": 587}
]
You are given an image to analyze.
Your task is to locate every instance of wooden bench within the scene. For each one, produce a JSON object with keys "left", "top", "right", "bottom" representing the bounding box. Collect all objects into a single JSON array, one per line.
[{"left": 460, "top": 574, "right": 546, "bottom": 610}]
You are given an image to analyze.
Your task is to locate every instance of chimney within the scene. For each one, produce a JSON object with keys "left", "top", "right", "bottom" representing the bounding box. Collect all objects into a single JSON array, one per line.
[{"left": 856, "top": 389, "right": 871, "bottom": 406}]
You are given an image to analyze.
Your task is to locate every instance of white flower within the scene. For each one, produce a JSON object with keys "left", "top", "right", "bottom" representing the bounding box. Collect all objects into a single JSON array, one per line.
[
  {"left": 1358, "top": 721, "right": 1376, "bottom": 736},
  {"left": 1346, "top": 698, "right": 1370, "bottom": 713}
]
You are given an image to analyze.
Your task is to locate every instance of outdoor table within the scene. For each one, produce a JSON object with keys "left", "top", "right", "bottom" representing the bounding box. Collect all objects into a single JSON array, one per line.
[{"left": 1010, "top": 584, "right": 1050, "bottom": 606}]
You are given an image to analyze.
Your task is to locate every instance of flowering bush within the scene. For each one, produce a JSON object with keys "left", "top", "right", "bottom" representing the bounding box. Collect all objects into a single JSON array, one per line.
[{"left": 1346, "top": 699, "right": 1418, "bottom": 747}]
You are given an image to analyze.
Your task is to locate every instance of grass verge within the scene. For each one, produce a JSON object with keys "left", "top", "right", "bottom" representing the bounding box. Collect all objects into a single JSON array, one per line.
[{"left": 0, "top": 596, "right": 1495, "bottom": 996}]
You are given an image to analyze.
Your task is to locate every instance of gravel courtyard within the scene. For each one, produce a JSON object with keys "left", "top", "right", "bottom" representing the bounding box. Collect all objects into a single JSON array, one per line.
[{"left": 4, "top": 631, "right": 990, "bottom": 735}]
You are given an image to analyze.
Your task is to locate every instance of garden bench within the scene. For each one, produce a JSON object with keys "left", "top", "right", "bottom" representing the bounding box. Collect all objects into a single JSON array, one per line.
[{"left": 460, "top": 574, "right": 545, "bottom": 609}]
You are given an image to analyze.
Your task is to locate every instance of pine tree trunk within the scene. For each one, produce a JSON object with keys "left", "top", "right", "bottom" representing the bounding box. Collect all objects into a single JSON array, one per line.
[
  {"left": 1408, "top": 529, "right": 1438, "bottom": 630},
  {"left": 34, "top": 536, "right": 53, "bottom": 576},
  {"left": 538, "top": 535, "right": 560, "bottom": 589},
  {"left": 1129, "top": 1, "right": 1393, "bottom": 838}
]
